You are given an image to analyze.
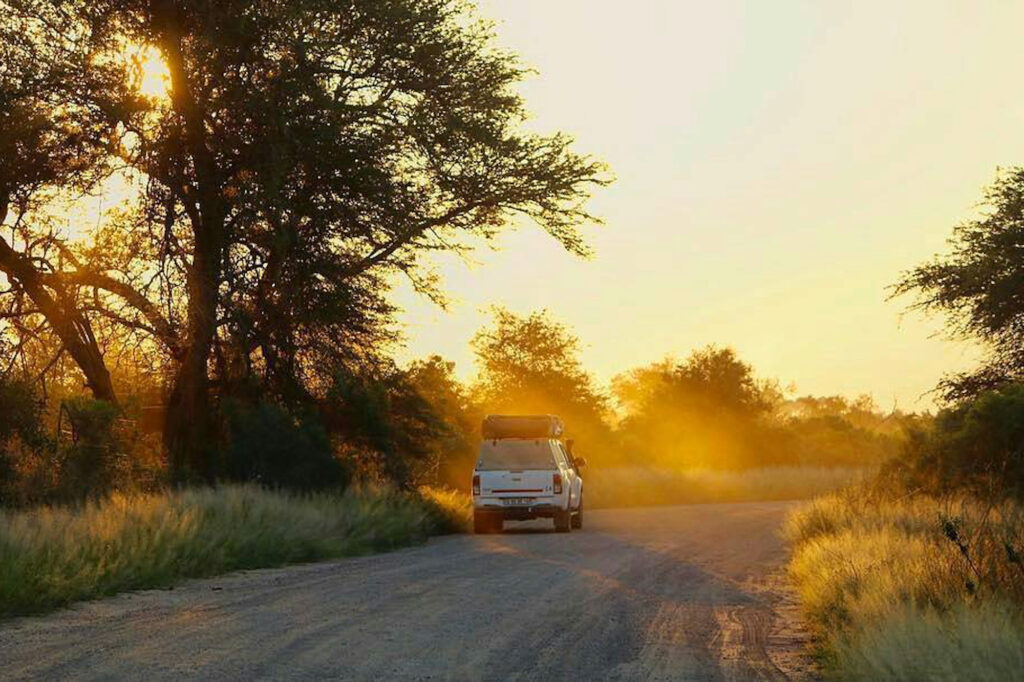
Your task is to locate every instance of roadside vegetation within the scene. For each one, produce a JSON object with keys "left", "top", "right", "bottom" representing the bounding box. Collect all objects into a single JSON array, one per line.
[
  {"left": 786, "top": 487, "right": 1024, "bottom": 680},
  {"left": 1, "top": 319, "right": 907, "bottom": 511},
  {"left": 0, "top": 484, "right": 470, "bottom": 618},
  {"left": 785, "top": 169, "right": 1024, "bottom": 680}
]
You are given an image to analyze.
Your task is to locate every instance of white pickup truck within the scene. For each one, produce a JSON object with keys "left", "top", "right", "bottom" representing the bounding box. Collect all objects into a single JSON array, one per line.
[{"left": 471, "top": 415, "right": 586, "bottom": 534}]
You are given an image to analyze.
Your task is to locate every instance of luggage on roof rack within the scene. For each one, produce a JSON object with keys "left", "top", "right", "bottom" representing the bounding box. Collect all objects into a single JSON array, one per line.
[{"left": 481, "top": 414, "right": 564, "bottom": 440}]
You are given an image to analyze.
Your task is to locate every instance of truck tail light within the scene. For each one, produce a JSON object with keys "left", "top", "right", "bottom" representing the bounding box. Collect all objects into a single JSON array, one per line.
[
  {"left": 472, "top": 474, "right": 480, "bottom": 496},
  {"left": 553, "top": 473, "right": 563, "bottom": 494}
]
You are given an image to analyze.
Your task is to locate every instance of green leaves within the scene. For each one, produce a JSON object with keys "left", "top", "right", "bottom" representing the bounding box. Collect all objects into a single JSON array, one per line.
[
  {"left": 2, "top": 0, "right": 609, "bottom": 480},
  {"left": 894, "top": 167, "right": 1024, "bottom": 401}
]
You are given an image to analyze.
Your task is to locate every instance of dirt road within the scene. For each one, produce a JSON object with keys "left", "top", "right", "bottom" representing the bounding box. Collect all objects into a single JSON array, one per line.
[{"left": 0, "top": 502, "right": 814, "bottom": 681}]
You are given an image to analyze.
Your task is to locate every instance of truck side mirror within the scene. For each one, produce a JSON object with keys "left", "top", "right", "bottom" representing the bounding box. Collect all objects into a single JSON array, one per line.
[
  {"left": 574, "top": 456, "right": 587, "bottom": 468},
  {"left": 566, "top": 439, "right": 575, "bottom": 455}
]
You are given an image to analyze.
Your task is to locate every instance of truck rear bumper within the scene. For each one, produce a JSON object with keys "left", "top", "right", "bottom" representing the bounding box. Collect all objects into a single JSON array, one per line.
[{"left": 475, "top": 504, "right": 560, "bottom": 520}]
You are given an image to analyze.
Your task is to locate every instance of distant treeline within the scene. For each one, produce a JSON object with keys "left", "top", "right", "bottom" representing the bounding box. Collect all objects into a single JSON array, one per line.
[{"left": 1, "top": 307, "right": 919, "bottom": 505}]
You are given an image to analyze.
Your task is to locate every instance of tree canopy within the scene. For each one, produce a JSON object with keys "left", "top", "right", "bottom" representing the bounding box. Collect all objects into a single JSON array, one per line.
[
  {"left": 612, "top": 347, "right": 782, "bottom": 468},
  {"left": 0, "top": 0, "right": 608, "bottom": 480},
  {"left": 471, "top": 307, "right": 612, "bottom": 461},
  {"left": 894, "top": 167, "right": 1024, "bottom": 402}
]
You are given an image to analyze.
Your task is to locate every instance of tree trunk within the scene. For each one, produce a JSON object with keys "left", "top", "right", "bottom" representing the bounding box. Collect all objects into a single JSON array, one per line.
[
  {"left": 154, "top": 6, "right": 226, "bottom": 482},
  {"left": 164, "top": 342, "right": 213, "bottom": 482},
  {"left": 163, "top": 212, "right": 222, "bottom": 482}
]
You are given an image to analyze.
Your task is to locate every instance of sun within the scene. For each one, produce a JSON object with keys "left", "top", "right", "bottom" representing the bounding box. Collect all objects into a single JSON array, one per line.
[{"left": 136, "top": 45, "right": 171, "bottom": 100}]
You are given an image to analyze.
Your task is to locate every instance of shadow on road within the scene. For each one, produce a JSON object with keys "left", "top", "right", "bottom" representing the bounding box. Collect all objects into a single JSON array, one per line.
[{"left": 497, "top": 518, "right": 563, "bottom": 534}]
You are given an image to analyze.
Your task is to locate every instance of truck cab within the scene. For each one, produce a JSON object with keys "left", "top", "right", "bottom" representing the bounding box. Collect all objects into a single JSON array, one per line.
[{"left": 471, "top": 415, "right": 586, "bottom": 534}]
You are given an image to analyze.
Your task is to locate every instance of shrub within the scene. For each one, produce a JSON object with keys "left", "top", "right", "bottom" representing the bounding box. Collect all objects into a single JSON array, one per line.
[
  {"left": 0, "top": 378, "right": 56, "bottom": 507},
  {"left": 224, "top": 402, "right": 349, "bottom": 492},
  {"left": 57, "top": 397, "right": 122, "bottom": 499},
  {"left": 889, "top": 384, "right": 1024, "bottom": 499},
  {"left": 1, "top": 388, "right": 164, "bottom": 506},
  {"left": 0, "top": 377, "right": 48, "bottom": 448},
  {"left": 321, "top": 364, "right": 452, "bottom": 488}
]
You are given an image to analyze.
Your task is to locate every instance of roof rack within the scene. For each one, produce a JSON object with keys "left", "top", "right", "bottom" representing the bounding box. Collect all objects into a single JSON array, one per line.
[{"left": 481, "top": 414, "right": 564, "bottom": 440}]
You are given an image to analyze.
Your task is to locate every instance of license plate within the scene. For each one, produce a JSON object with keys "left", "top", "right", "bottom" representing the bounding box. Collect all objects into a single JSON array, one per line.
[{"left": 503, "top": 498, "right": 534, "bottom": 506}]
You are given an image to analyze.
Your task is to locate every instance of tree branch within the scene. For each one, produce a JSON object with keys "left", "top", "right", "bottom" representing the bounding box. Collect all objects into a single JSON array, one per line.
[{"left": 55, "top": 269, "right": 184, "bottom": 359}]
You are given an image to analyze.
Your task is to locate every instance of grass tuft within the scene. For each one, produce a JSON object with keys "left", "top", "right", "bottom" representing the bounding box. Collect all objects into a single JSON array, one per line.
[
  {"left": 417, "top": 485, "right": 473, "bottom": 533},
  {"left": 0, "top": 484, "right": 470, "bottom": 618},
  {"left": 834, "top": 602, "right": 1024, "bottom": 682},
  {"left": 785, "top": 488, "right": 1024, "bottom": 679}
]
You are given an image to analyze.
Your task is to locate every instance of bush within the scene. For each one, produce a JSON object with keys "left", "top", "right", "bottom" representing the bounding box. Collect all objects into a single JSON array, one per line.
[
  {"left": 785, "top": 415, "right": 904, "bottom": 467},
  {"left": 889, "top": 384, "right": 1024, "bottom": 498},
  {"left": 0, "top": 378, "right": 56, "bottom": 507},
  {"left": 224, "top": 402, "right": 349, "bottom": 491},
  {"left": 322, "top": 365, "right": 450, "bottom": 488},
  {"left": 58, "top": 397, "right": 122, "bottom": 499},
  {"left": 0, "top": 377, "right": 48, "bottom": 448},
  {"left": 1, "top": 388, "right": 165, "bottom": 506}
]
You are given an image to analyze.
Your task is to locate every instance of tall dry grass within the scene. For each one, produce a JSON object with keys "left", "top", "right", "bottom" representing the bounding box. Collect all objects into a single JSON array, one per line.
[
  {"left": 586, "top": 465, "right": 867, "bottom": 508},
  {"left": 0, "top": 485, "right": 470, "bottom": 618},
  {"left": 785, "top": 488, "right": 1024, "bottom": 680},
  {"left": 835, "top": 602, "right": 1024, "bottom": 681}
]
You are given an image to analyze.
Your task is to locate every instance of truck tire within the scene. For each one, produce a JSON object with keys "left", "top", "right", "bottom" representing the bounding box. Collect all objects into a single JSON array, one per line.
[
  {"left": 571, "top": 500, "right": 583, "bottom": 529},
  {"left": 474, "top": 513, "right": 498, "bottom": 534},
  {"left": 554, "top": 509, "right": 571, "bottom": 533}
]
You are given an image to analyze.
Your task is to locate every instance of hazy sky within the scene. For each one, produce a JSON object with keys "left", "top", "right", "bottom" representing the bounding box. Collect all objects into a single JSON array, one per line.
[{"left": 390, "top": 0, "right": 1024, "bottom": 408}]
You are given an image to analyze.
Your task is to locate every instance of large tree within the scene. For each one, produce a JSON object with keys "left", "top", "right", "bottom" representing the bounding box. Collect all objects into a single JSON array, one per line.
[
  {"left": 2, "top": 0, "right": 608, "bottom": 479},
  {"left": 471, "top": 308, "right": 612, "bottom": 461},
  {"left": 403, "top": 355, "right": 479, "bottom": 487},
  {"left": 894, "top": 167, "right": 1024, "bottom": 402},
  {"left": 612, "top": 347, "right": 781, "bottom": 468}
]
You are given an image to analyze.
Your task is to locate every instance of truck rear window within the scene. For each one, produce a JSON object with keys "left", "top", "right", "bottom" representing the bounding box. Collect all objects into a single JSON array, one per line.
[{"left": 476, "top": 440, "right": 556, "bottom": 470}]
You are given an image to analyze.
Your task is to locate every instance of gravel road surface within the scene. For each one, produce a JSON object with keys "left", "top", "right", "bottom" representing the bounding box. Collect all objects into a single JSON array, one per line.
[{"left": 0, "top": 502, "right": 815, "bottom": 681}]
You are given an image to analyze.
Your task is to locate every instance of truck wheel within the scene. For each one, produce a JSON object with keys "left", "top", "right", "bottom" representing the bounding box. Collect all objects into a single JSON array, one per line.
[
  {"left": 571, "top": 501, "right": 583, "bottom": 529},
  {"left": 554, "top": 509, "right": 571, "bottom": 533},
  {"left": 474, "top": 513, "right": 496, "bottom": 534}
]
